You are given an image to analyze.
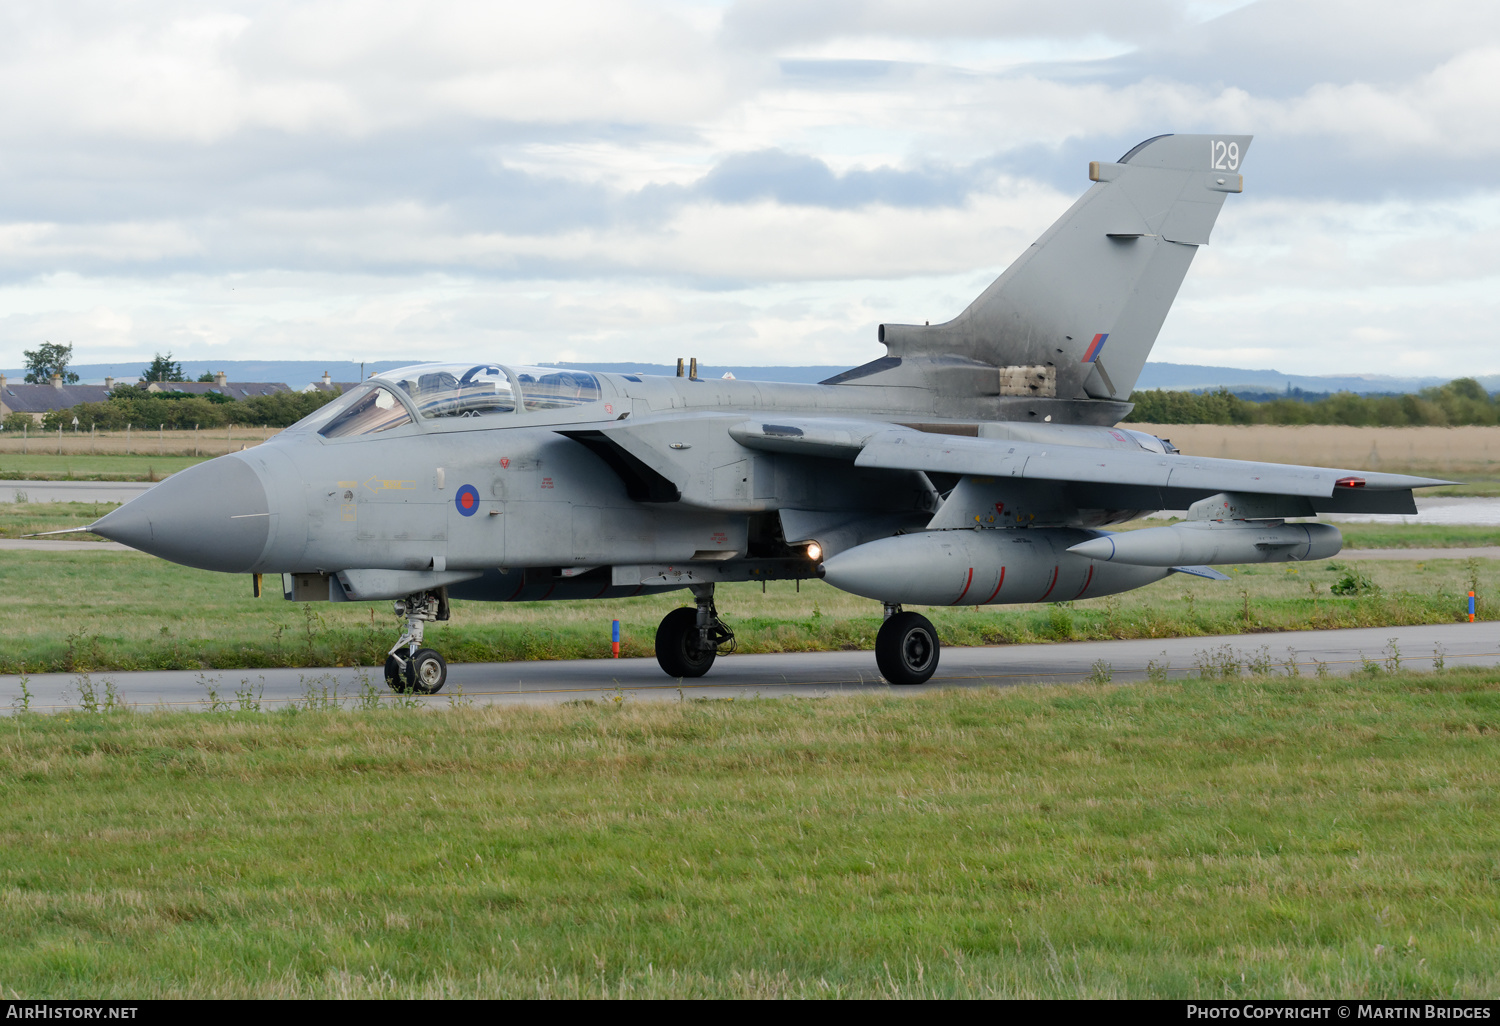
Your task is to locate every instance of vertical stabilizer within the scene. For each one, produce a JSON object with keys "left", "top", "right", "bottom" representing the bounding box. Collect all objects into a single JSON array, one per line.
[{"left": 874, "top": 133, "right": 1251, "bottom": 401}]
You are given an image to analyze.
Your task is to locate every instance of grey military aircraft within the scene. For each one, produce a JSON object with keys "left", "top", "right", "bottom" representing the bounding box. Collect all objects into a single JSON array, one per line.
[{"left": 85, "top": 133, "right": 1446, "bottom": 691}]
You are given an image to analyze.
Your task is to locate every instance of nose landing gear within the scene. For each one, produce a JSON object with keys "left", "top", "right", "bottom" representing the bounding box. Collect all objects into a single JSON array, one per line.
[
  {"left": 384, "top": 591, "right": 448, "bottom": 694},
  {"left": 655, "top": 583, "right": 735, "bottom": 678}
]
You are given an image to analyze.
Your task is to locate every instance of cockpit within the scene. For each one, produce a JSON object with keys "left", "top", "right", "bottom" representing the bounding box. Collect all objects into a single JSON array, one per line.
[{"left": 291, "top": 363, "right": 607, "bottom": 439}]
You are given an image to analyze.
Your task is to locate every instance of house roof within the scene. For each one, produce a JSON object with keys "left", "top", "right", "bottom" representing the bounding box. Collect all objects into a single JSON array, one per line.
[
  {"left": 144, "top": 382, "right": 292, "bottom": 398},
  {"left": 304, "top": 381, "right": 362, "bottom": 393},
  {"left": 0, "top": 383, "right": 112, "bottom": 414}
]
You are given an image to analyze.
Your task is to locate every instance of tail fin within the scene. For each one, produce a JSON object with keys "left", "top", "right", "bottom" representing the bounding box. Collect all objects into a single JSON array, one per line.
[{"left": 875, "top": 133, "right": 1251, "bottom": 402}]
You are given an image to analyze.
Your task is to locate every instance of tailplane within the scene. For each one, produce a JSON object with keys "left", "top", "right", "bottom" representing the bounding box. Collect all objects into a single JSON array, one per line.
[{"left": 839, "top": 133, "right": 1251, "bottom": 404}]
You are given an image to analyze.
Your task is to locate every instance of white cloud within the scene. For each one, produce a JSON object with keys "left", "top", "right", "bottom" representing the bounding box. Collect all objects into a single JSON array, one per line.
[{"left": 2, "top": 0, "right": 1500, "bottom": 381}]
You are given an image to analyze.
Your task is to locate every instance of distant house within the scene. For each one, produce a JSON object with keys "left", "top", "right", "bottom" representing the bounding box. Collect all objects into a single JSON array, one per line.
[
  {"left": 302, "top": 371, "right": 362, "bottom": 394},
  {"left": 0, "top": 373, "right": 114, "bottom": 425},
  {"left": 144, "top": 371, "right": 291, "bottom": 399}
]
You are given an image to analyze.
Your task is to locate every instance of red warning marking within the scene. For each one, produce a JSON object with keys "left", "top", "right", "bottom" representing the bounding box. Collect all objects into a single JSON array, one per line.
[
  {"left": 1072, "top": 564, "right": 1095, "bottom": 600},
  {"left": 1039, "top": 566, "right": 1060, "bottom": 601},
  {"left": 507, "top": 575, "right": 527, "bottom": 601},
  {"left": 952, "top": 567, "right": 974, "bottom": 605},
  {"left": 983, "top": 566, "right": 1006, "bottom": 604},
  {"left": 500, "top": 457, "right": 510, "bottom": 469}
]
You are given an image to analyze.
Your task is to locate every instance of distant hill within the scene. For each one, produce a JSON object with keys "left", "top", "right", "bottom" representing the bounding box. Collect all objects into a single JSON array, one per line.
[{"left": 6, "top": 358, "right": 1495, "bottom": 395}]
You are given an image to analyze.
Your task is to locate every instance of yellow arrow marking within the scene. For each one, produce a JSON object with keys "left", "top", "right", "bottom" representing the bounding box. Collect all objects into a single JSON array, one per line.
[{"left": 363, "top": 476, "right": 416, "bottom": 494}]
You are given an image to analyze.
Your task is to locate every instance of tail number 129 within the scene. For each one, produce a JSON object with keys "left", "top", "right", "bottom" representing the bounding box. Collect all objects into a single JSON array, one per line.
[{"left": 1210, "top": 140, "right": 1240, "bottom": 171}]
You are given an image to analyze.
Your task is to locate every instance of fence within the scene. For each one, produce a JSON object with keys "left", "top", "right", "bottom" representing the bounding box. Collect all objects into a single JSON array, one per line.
[{"left": 0, "top": 425, "right": 284, "bottom": 458}]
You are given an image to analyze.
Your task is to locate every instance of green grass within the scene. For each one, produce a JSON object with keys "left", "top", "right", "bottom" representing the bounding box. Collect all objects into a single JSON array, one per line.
[
  {"left": 2, "top": 674, "right": 1497, "bottom": 997},
  {"left": 1335, "top": 521, "right": 1499, "bottom": 549},
  {"left": 3, "top": 549, "right": 1493, "bottom": 674},
  {"left": 0, "top": 501, "right": 118, "bottom": 540},
  {"left": 0, "top": 454, "right": 204, "bottom": 480}
]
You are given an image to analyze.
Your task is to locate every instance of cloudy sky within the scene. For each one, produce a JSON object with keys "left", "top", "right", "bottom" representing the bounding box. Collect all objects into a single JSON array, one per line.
[{"left": 2, "top": 0, "right": 1498, "bottom": 378}]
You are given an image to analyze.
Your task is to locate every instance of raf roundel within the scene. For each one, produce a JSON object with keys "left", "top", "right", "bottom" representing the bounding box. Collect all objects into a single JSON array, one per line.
[{"left": 455, "top": 484, "right": 480, "bottom": 517}]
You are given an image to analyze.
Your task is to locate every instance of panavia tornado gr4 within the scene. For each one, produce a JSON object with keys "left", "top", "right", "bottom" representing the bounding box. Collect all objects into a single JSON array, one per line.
[{"left": 87, "top": 133, "right": 1446, "bottom": 690}]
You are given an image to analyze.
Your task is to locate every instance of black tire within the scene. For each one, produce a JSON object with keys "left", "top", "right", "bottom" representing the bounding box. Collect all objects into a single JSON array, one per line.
[
  {"left": 876, "top": 611, "right": 940, "bottom": 685},
  {"left": 385, "top": 654, "right": 410, "bottom": 693},
  {"left": 407, "top": 648, "right": 447, "bottom": 694},
  {"left": 655, "top": 607, "right": 717, "bottom": 678}
]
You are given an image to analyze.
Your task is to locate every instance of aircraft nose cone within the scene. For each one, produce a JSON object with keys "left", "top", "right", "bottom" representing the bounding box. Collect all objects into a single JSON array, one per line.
[{"left": 92, "top": 455, "right": 272, "bottom": 572}]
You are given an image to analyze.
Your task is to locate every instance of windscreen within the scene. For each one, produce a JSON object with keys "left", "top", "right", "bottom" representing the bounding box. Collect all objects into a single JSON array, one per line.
[
  {"left": 386, "top": 364, "right": 516, "bottom": 418},
  {"left": 319, "top": 387, "right": 414, "bottom": 438},
  {"left": 284, "top": 383, "right": 374, "bottom": 434}
]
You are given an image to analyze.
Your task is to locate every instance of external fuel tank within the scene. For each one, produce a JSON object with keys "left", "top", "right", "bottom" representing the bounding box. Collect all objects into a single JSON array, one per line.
[{"left": 819, "top": 529, "right": 1170, "bottom": 606}]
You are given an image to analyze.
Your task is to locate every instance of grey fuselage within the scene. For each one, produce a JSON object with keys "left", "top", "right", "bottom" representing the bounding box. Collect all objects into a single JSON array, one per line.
[{"left": 104, "top": 368, "right": 1159, "bottom": 601}]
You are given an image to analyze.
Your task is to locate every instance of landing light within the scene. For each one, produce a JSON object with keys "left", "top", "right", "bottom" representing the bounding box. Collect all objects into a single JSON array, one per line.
[{"left": 806, "top": 543, "right": 822, "bottom": 561}]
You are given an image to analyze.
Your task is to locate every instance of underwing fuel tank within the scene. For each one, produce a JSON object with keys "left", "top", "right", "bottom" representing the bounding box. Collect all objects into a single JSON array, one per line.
[
  {"left": 819, "top": 529, "right": 1170, "bottom": 606},
  {"left": 1066, "top": 521, "right": 1342, "bottom": 568}
]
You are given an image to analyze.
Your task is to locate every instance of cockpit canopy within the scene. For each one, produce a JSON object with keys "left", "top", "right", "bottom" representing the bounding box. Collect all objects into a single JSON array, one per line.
[
  {"left": 294, "top": 362, "right": 606, "bottom": 438},
  {"left": 383, "top": 363, "right": 602, "bottom": 419}
]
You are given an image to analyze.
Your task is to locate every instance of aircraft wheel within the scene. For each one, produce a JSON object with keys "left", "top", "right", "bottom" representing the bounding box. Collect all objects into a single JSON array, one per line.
[
  {"left": 655, "top": 607, "right": 717, "bottom": 678},
  {"left": 407, "top": 648, "right": 447, "bottom": 694},
  {"left": 384, "top": 654, "right": 410, "bottom": 693},
  {"left": 876, "top": 611, "right": 940, "bottom": 685}
]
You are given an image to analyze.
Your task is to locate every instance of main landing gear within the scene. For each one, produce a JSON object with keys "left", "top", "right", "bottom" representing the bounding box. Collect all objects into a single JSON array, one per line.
[
  {"left": 385, "top": 591, "right": 448, "bottom": 694},
  {"left": 875, "top": 603, "right": 940, "bottom": 686},
  {"left": 655, "top": 584, "right": 736, "bottom": 678}
]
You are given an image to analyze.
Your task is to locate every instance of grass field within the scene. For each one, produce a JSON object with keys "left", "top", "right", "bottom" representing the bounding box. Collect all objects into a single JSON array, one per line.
[
  {"left": 3, "top": 546, "right": 1492, "bottom": 674},
  {"left": 0, "top": 501, "right": 118, "bottom": 539},
  {"left": 0, "top": 454, "right": 205, "bottom": 481},
  {"left": 0, "top": 501, "right": 117, "bottom": 540},
  {"left": 0, "top": 429, "right": 279, "bottom": 467},
  {"left": 2, "top": 672, "right": 1497, "bottom": 998}
]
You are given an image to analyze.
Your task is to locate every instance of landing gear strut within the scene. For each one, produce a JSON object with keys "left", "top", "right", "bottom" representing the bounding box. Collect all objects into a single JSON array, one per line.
[
  {"left": 655, "top": 583, "right": 735, "bottom": 678},
  {"left": 384, "top": 591, "right": 448, "bottom": 694},
  {"left": 875, "top": 603, "right": 939, "bottom": 685}
]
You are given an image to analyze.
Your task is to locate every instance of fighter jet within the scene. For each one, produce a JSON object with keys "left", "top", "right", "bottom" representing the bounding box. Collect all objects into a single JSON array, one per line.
[{"left": 87, "top": 134, "right": 1446, "bottom": 691}]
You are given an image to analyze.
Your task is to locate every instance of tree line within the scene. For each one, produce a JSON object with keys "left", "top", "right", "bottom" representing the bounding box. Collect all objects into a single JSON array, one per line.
[
  {"left": 1124, "top": 378, "right": 1500, "bottom": 427},
  {"left": 7, "top": 386, "right": 339, "bottom": 432},
  {"left": 4, "top": 343, "right": 344, "bottom": 431}
]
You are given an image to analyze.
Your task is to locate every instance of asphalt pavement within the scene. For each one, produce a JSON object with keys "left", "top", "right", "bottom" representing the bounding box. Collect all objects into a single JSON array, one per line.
[{"left": 4, "top": 622, "right": 1494, "bottom": 715}]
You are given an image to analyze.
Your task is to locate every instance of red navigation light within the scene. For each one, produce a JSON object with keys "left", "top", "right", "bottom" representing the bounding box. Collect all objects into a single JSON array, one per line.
[{"left": 1334, "top": 476, "right": 1366, "bottom": 488}]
